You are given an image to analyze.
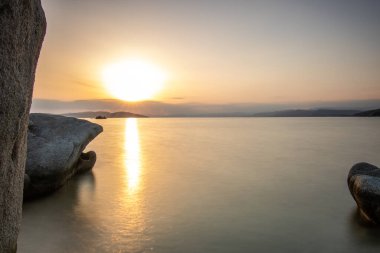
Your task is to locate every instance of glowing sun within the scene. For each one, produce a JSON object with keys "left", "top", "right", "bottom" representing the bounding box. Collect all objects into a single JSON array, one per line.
[{"left": 102, "top": 59, "right": 166, "bottom": 102}]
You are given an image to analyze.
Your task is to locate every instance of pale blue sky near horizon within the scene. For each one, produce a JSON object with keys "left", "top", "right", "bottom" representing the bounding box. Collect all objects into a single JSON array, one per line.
[{"left": 35, "top": 0, "right": 380, "bottom": 108}]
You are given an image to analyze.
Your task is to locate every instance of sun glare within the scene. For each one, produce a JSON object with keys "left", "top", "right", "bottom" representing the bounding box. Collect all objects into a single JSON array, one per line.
[
  {"left": 124, "top": 118, "right": 141, "bottom": 193},
  {"left": 102, "top": 59, "right": 166, "bottom": 102}
]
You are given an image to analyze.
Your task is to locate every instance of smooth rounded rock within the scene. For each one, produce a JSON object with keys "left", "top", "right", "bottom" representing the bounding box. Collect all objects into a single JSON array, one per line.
[
  {"left": 24, "top": 113, "right": 103, "bottom": 200},
  {"left": 348, "top": 162, "right": 380, "bottom": 224}
]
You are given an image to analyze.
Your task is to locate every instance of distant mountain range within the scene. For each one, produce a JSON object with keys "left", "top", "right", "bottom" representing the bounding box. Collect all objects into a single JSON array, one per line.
[
  {"left": 252, "top": 109, "right": 360, "bottom": 117},
  {"left": 252, "top": 108, "right": 380, "bottom": 117},
  {"left": 354, "top": 108, "right": 380, "bottom": 117},
  {"left": 63, "top": 111, "right": 147, "bottom": 118},
  {"left": 32, "top": 98, "right": 380, "bottom": 117},
  {"left": 62, "top": 108, "right": 380, "bottom": 118}
]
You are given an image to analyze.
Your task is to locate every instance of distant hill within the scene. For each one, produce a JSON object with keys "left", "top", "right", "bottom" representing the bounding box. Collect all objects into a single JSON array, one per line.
[
  {"left": 32, "top": 98, "right": 380, "bottom": 117},
  {"left": 354, "top": 108, "right": 380, "bottom": 117},
  {"left": 62, "top": 108, "right": 380, "bottom": 118},
  {"left": 63, "top": 111, "right": 148, "bottom": 118},
  {"left": 252, "top": 109, "right": 361, "bottom": 117}
]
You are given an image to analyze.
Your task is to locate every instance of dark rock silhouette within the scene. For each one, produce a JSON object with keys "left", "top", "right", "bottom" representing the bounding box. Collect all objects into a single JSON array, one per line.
[
  {"left": 252, "top": 109, "right": 360, "bottom": 117},
  {"left": 354, "top": 109, "right": 380, "bottom": 117},
  {"left": 348, "top": 162, "right": 380, "bottom": 224},
  {"left": 24, "top": 114, "right": 103, "bottom": 200},
  {"left": 64, "top": 111, "right": 148, "bottom": 118},
  {"left": 95, "top": 115, "right": 107, "bottom": 119},
  {"left": 0, "top": 1, "right": 46, "bottom": 252}
]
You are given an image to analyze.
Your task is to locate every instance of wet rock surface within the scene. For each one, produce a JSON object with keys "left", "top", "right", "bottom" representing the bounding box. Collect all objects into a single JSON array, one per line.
[{"left": 24, "top": 113, "right": 103, "bottom": 200}]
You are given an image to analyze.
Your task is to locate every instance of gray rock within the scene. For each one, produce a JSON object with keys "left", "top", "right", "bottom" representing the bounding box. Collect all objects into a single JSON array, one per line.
[
  {"left": 24, "top": 114, "right": 103, "bottom": 200},
  {"left": 0, "top": 1, "right": 46, "bottom": 252},
  {"left": 348, "top": 162, "right": 380, "bottom": 224}
]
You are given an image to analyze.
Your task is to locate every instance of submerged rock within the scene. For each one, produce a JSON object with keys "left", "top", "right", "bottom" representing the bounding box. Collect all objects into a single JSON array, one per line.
[
  {"left": 24, "top": 113, "right": 103, "bottom": 200},
  {"left": 348, "top": 162, "right": 380, "bottom": 224}
]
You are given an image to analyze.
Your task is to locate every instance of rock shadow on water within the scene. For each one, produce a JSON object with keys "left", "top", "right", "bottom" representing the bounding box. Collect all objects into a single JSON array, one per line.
[
  {"left": 23, "top": 171, "right": 96, "bottom": 209},
  {"left": 348, "top": 207, "right": 380, "bottom": 246},
  {"left": 20, "top": 171, "right": 100, "bottom": 252}
]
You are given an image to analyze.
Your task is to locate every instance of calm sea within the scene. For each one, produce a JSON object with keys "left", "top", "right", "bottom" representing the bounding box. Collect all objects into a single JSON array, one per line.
[{"left": 19, "top": 118, "right": 380, "bottom": 253}]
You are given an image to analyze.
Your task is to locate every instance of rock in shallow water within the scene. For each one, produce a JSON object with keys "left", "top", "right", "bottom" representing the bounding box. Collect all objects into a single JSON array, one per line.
[
  {"left": 348, "top": 162, "right": 380, "bottom": 224},
  {"left": 24, "top": 113, "right": 103, "bottom": 200}
]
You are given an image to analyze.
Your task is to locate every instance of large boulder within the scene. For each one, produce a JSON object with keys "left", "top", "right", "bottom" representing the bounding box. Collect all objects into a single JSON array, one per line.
[
  {"left": 348, "top": 162, "right": 380, "bottom": 224},
  {"left": 0, "top": 1, "right": 46, "bottom": 252},
  {"left": 24, "top": 114, "right": 103, "bottom": 200}
]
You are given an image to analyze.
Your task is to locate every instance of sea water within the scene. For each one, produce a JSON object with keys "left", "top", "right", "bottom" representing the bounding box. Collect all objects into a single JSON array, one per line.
[{"left": 19, "top": 118, "right": 380, "bottom": 252}]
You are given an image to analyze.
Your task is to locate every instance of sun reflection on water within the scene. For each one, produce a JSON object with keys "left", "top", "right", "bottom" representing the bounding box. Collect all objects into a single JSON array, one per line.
[
  {"left": 120, "top": 118, "right": 149, "bottom": 252},
  {"left": 124, "top": 118, "right": 141, "bottom": 193}
]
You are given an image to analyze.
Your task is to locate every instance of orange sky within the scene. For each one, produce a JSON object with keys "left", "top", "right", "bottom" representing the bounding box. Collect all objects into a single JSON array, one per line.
[{"left": 34, "top": 0, "right": 380, "bottom": 104}]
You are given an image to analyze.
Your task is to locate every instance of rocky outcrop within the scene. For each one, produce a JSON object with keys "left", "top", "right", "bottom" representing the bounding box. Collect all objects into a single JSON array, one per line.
[
  {"left": 24, "top": 114, "right": 103, "bottom": 199},
  {"left": 348, "top": 162, "right": 380, "bottom": 224},
  {"left": 0, "top": 1, "right": 46, "bottom": 252}
]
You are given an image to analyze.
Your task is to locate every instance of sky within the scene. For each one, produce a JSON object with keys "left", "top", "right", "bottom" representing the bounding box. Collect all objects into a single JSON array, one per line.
[{"left": 34, "top": 0, "right": 380, "bottom": 110}]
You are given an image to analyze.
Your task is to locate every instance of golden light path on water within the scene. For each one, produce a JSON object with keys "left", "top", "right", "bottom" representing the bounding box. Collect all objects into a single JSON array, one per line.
[
  {"left": 121, "top": 118, "right": 148, "bottom": 252},
  {"left": 124, "top": 118, "right": 141, "bottom": 193}
]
